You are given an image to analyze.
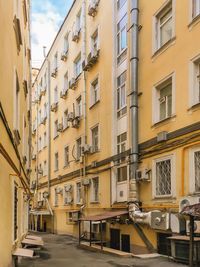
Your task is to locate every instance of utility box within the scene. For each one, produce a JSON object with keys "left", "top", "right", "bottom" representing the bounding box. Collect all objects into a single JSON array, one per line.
[
  {"left": 170, "top": 213, "right": 186, "bottom": 233},
  {"left": 151, "top": 211, "right": 169, "bottom": 230}
]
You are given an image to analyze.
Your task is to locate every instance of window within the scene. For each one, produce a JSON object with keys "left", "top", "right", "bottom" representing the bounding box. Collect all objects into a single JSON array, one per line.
[
  {"left": 43, "top": 132, "right": 47, "bottom": 147},
  {"left": 153, "top": 0, "right": 175, "bottom": 53},
  {"left": 117, "top": 132, "right": 127, "bottom": 162},
  {"left": 43, "top": 160, "right": 47, "bottom": 176},
  {"left": 152, "top": 73, "right": 175, "bottom": 124},
  {"left": 43, "top": 72, "right": 47, "bottom": 91},
  {"left": 38, "top": 163, "right": 42, "bottom": 178},
  {"left": 38, "top": 136, "right": 42, "bottom": 151},
  {"left": 13, "top": 183, "right": 18, "bottom": 241},
  {"left": 74, "top": 55, "right": 82, "bottom": 77},
  {"left": 189, "top": 55, "right": 200, "bottom": 107},
  {"left": 63, "top": 33, "right": 69, "bottom": 53},
  {"left": 14, "top": 71, "right": 20, "bottom": 131},
  {"left": 64, "top": 146, "right": 69, "bottom": 167},
  {"left": 91, "top": 29, "right": 99, "bottom": 51},
  {"left": 54, "top": 87, "right": 58, "bottom": 103},
  {"left": 117, "top": 166, "right": 127, "bottom": 182},
  {"left": 76, "top": 137, "right": 82, "bottom": 160},
  {"left": 39, "top": 109, "right": 42, "bottom": 124},
  {"left": 54, "top": 188, "right": 58, "bottom": 207},
  {"left": 152, "top": 154, "right": 175, "bottom": 198},
  {"left": 53, "top": 53, "right": 58, "bottom": 70},
  {"left": 117, "top": 15, "right": 127, "bottom": 62},
  {"left": 54, "top": 120, "right": 58, "bottom": 138},
  {"left": 91, "top": 177, "right": 99, "bottom": 203},
  {"left": 91, "top": 77, "right": 99, "bottom": 106},
  {"left": 194, "top": 151, "right": 200, "bottom": 191},
  {"left": 76, "top": 10, "right": 81, "bottom": 32},
  {"left": 189, "top": 146, "right": 200, "bottom": 193},
  {"left": 63, "top": 109, "right": 69, "bottom": 129},
  {"left": 54, "top": 152, "right": 59, "bottom": 171},
  {"left": 75, "top": 96, "right": 82, "bottom": 117},
  {"left": 64, "top": 185, "right": 73, "bottom": 205},
  {"left": 192, "top": 0, "right": 200, "bottom": 18},
  {"left": 64, "top": 72, "right": 69, "bottom": 91},
  {"left": 117, "top": 0, "right": 126, "bottom": 9},
  {"left": 43, "top": 103, "right": 47, "bottom": 119},
  {"left": 117, "top": 71, "right": 127, "bottom": 118},
  {"left": 76, "top": 182, "right": 81, "bottom": 204},
  {"left": 91, "top": 125, "right": 99, "bottom": 153}
]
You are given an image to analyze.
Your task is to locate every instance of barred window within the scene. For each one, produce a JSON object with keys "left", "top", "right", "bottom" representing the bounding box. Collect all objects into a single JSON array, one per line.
[
  {"left": 156, "top": 159, "right": 171, "bottom": 196},
  {"left": 194, "top": 151, "right": 200, "bottom": 192}
]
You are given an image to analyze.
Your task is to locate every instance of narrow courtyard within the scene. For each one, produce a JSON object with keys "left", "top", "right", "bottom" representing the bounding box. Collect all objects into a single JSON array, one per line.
[{"left": 18, "top": 233, "right": 187, "bottom": 267}]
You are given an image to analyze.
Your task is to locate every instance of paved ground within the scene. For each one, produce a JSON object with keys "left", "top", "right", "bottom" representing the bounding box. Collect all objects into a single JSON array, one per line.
[{"left": 18, "top": 232, "right": 188, "bottom": 267}]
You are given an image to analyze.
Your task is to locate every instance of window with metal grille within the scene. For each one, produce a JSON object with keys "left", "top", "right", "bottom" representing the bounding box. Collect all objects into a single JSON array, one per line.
[
  {"left": 14, "top": 185, "right": 18, "bottom": 241},
  {"left": 156, "top": 159, "right": 171, "bottom": 196},
  {"left": 194, "top": 151, "right": 200, "bottom": 192},
  {"left": 117, "top": 71, "right": 127, "bottom": 118},
  {"left": 91, "top": 177, "right": 99, "bottom": 202}
]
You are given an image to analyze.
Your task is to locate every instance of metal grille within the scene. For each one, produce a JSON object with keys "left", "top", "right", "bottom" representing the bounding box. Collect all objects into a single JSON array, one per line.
[
  {"left": 156, "top": 159, "right": 171, "bottom": 196},
  {"left": 195, "top": 151, "right": 200, "bottom": 191}
]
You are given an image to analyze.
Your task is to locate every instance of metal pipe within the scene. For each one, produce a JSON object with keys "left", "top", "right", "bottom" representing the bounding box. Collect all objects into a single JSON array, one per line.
[
  {"left": 129, "top": 0, "right": 139, "bottom": 201},
  {"left": 47, "top": 59, "right": 51, "bottom": 197}
]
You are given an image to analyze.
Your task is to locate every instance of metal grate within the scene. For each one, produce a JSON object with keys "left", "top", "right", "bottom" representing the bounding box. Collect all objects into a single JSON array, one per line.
[
  {"left": 156, "top": 159, "right": 171, "bottom": 196},
  {"left": 195, "top": 151, "right": 200, "bottom": 192}
]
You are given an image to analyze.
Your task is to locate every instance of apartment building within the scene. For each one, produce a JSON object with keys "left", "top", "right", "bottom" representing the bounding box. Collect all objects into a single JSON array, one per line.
[
  {"left": 0, "top": 0, "right": 31, "bottom": 266},
  {"left": 31, "top": 0, "right": 200, "bottom": 259}
]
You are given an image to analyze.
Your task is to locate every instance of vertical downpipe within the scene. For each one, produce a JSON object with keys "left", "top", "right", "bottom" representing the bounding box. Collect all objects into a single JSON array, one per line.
[
  {"left": 129, "top": 0, "right": 139, "bottom": 202},
  {"left": 82, "top": 0, "right": 87, "bottom": 205},
  {"left": 47, "top": 59, "right": 51, "bottom": 197}
]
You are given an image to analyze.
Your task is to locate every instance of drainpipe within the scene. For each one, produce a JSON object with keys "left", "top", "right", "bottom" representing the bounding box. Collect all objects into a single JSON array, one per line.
[
  {"left": 82, "top": 0, "right": 87, "bottom": 206},
  {"left": 129, "top": 0, "right": 139, "bottom": 202},
  {"left": 47, "top": 59, "right": 51, "bottom": 197}
]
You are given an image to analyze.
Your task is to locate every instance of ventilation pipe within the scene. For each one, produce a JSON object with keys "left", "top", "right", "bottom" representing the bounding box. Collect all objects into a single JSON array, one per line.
[
  {"left": 129, "top": 0, "right": 139, "bottom": 202},
  {"left": 47, "top": 59, "right": 51, "bottom": 197}
]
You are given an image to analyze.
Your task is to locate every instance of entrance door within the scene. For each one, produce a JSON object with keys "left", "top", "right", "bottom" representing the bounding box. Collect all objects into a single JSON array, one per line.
[
  {"left": 121, "top": 234, "right": 130, "bottom": 252},
  {"left": 110, "top": 229, "right": 120, "bottom": 250}
]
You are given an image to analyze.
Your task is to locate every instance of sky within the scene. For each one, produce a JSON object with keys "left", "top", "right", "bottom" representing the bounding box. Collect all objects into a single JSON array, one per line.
[{"left": 31, "top": 0, "right": 74, "bottom": 68}]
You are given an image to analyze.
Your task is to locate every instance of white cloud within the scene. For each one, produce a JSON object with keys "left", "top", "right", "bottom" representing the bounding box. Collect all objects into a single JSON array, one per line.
[{"left": 31, "top": 2, "right": 62, "bottom": 68}]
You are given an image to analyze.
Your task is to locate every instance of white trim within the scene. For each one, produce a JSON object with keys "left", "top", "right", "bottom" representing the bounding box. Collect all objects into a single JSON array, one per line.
[
  {"left": 189, "top": 145, "right": 200, "bottom": 194},
  {"left": 90, "top": 123, "right": 100, "bottom": 152},
  {"left": 152, "top": 153, "right": 176, "bottom": 199}
]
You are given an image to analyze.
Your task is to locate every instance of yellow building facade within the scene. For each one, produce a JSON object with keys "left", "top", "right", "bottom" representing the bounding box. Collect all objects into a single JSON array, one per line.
[
  {"left": 31, "top": 0, "right": 200, "bottom": 258},
  {"left": 0, "top": 0, "right": 31, "bottom": 266}
]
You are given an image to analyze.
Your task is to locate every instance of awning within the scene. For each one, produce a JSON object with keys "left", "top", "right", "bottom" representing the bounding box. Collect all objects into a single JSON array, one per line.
[
  {"left": 12, "top": 248, "right": 34, "bottom": 258},
  {"left": 79, "top": 210, "right": 128, "bottom": 221},
  {"left": 29, "top": 210, "right": 51, "bottom": 215},
  {"left": 180, "top": 203, "right": 200, "bottom": 217}
]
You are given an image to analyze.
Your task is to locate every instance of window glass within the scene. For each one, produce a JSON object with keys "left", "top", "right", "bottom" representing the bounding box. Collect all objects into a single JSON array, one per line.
[{"left": 156, "top": 159, "right": 171, "bottom": 196}]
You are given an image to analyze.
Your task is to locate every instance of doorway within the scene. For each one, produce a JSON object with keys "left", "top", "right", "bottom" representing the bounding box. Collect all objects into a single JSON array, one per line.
[
  {"left": 110, "top": 229, "right": 120, "bottom": 250},
  {"left": 121, "top": 234, "right": 130, "bottom": 252}
]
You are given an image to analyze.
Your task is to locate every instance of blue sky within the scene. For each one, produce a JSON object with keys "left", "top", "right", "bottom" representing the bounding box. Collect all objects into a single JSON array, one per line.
[{"left": 31, "top": 0, "right": 74, "bottom": 67}]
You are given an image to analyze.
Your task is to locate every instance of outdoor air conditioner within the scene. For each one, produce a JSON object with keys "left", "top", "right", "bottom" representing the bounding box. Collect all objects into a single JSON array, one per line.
[
  {"left": 60, "top": 88, "right": 68, "bottom": 99},
  {"left": 51, "top": 102, "right": 58, "bottom": 112},
  {"left": 81, "top": 144, "right": 91, "bottom": 154},
  {"left": 150, "top": 211, "right": 169, "bottom": 230},
  {"left": 90, "top": 146, "right": 97, "bottom": 154},
  {"left": 88, "top": 0, "right": 99, "bottom": 17},
  {"left": 61, "top": 50, "right": 68, "bottom": 61},
  {"left": 81, "top": 178, "right": 91, "bottom": 186},
  {"left": 57, "top": 122, "right": 63, "bottom": 132},
  {"left": 186, "top": 220, "right": 200, "bottom": 234},
  {"left": 69, "top": 78, "right": 77, "bottom": 89},
  {"left": 70, "top": 211, "right": 79, "bottom": 222},
  {"left": 66, "top": 196, "right": 73, "bottom": 204},
  {"left": 72, "top": 118, "right": 80, "bottom": 128},
  {"left": 65, "top": 184, "right": 72, "bottom": 192},
  {"left": 72, "top": 30, "right": 80, "bottom": 42},
  {"left": 56, "top": 187, "right": 63, "bottom": 194},
  {"left": 170, "top": 213, "right": 186, "bottom": 233},
  {"left": 32, "top": 154, "right": 36, "bottom": 161},
  {"left": 67, "top": 112, "right": 75, "bottom": 121},
  {"left": 41, "top": 116, "right": 47, "bottom": 125},
  {"left": 179, "top": 196, "right": 200, "bottom": 212},
  {"left": 51, "top": 67, "right": 57, "bottom": 78},
  {"left": 136, "top": 168, "right": 151, "bottom": 181},
  {"left": 38, "top": 167, "right": 43, "bottom": 175}
]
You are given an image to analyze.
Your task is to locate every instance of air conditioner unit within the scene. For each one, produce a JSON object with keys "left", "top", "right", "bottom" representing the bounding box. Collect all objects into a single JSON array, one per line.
[
  {"left": 41, "top": 116, "right": 47, "bottom": 125},
  {"left": 57, "top": 122, "right": 63, "bottom": 132},
  {"left": 61, "top": 50, "right": 68, "bottom": 61},
  {"left": 38, "top": 200, "right": 44, "bottom": 207},
  {"left": 51, "top": 102, "right": 58, "bottom": 112},
  {"left": 186, "top": 220, "right": 200, "bottom": 234},
  {"left": 32, "top": 128, "right": 36, "bottom": 136},
  {"left": 72, "top": 30, "right": 80, "bottom": 42},
  {"left": 70, "top": 211, "right": 79, "bottom": 222},
  {"left": 88, "top": 2, "right": 97, "bottom": 17},
  {"left": 81, "top": 144, "right": 91, "bottom": 154},
  {"left": 56, "top": 187, "right": 63, "bottom": 194},
  {"left": 51, "top": 67, "right": 57, "bottom": 78},
  {"left": 38, "top": 167, "right": 43, "bottom": 175},
  {"left": 30, "top": 180, "right": 36, "bottom": 190},
  {"left": 69, "top": 78, "right": 77, "bottom": 90},
  {"left": 90, "top": 146, "right": 97, "bottom": 154},
  {"left": 150, "top": 211, "right": 169, "bottom": 230},
  {"left": 136, "top": 168, "right": 151, "bottom": 181},
  {"left": 72, "top": 118, "right": 80, "bottom": 128},
  {"left": 65, "top": 184, "right": 72, "bottom": 192},
  {"left": 66, "top": 196, "right": 73, "bottom": 204},
  {"left": 179, "top": 196, "right": 200, "bottom": 212},
  {"left": 13, "top": 129, "right": 21, "bottom": 145},
  {"left": 82, "top": 59, "right": 90, "bottom": 71},
  {"left": 67, "top": 112, "right": 75, "bottom": 122},
  {"left": 60, "top": 88, "right": 68, "bottom": 99},
  {"left": 82, "top": 178, "right": 91, "bottom": 186},
  {"left": 32, "top": 154, "right": 36, "bottom": 161},
  {"left": 170, "top": 213, "right": 186, "bottom": 233}
]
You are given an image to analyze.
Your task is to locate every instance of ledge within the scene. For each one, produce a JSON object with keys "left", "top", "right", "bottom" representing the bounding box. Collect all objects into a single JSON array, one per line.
[
  {"left": 188, "top": 14, "right": 200, "bottom": 31},
  {"left": 151, "top": 114, "right": 176, "bottom": 128},
  {"left": 152, "top": 36, "right": 176, "bottom": 61},
  {"left": 89, "top": 100, "right": 100, "bottom": 109},
  {"left": 187, "top": 102, "right": 200, "bottom": 112}
]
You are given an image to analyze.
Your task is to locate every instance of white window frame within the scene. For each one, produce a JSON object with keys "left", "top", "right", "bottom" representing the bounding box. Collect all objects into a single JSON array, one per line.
[
  {"left": 76, "top": 181, "right": 81, "bottom": 204},
  {"left": 117, "top": 71, "right": 127, "bottom": 118},
  {"left": 54, "top": 86, "right": 58, "bottom": 103},
  {"left": 75, "top": 9, "right": 82, "bottom": 32},
  {"left": 63, "top": 32, "right": 69, "bottom": 53},
  {"left": 90, "top": 177, "right": 99, "bottom": 203},
  {"left": 54, "top": 152, "right": 59, "bottom": 172},
  {"left": 152, "top": 0, "right": 176, "bottom": 54},
  {"left": 90, "top": 27, "right": 100, "bottom": 52},
  {"left": 117, "top": 14, "right": 127, "bottom": 57},
  {"left": 75, "top": 95, "right": 82, "bottom": 117},
  {"left": 64, "top": 145, "right": 69, "bottom": 167},
  {"left": 63, "top": 109, "right": 69, "bottom": 129},
  {"left": 38, "top": 136, "right": 42, "bottom": 151},
  {"left": 74, "top": 53, "right": 82, "bottom": 78},
  {"left": 189, "top": 145, "right": 200, "bottom": 194},
  {"left": 53, "top": 188, "right": 58, "bottom": 207},
  {"left": 191, "top": 0, "right": 200, "bottom": 19},
  {"left": 53, "top": 52, "right": 58, "bottom": 71},
  {"left": 54, "top": 119, "right": 58, "bottom": 138},
  {"left": 43, "top": 160, "right": 47, "bottom": 176},
  {"left": 152, "top": 72, "right": 175, "bottom": 124},
  {"left": 76, "top": 137, "right": 82, "bottom": 160},
  {"left": 189, "top": 53, "right": 200, "bottom": 108},
  {"left": 152, "top": 154, "right": 176, "bottom": 199},
  {"left": 43, "top": 131, "right": 47, "bottom": 148},
  {"left": 91, "top": 124, "right": 99, "bottom": 153},
  {"left": 90, "top": 75, "right": 100, "bottom": 107},
  {"left": 64, "top": 72, "right": 69, "bottom": 91}
]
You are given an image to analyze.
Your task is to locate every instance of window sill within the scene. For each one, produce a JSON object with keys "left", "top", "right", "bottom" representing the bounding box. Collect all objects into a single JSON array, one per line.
[
  {"left": 90, "top": 201, "right": 100, "bottom": 204},
  {"left": 152, "top": 114, "right": 176, "bottom": 128},
  {"left": 54, "top": 169, "right": 58, "bottom": 172},
  {"left": 152, "top": 36, "right": 176, "bottom": 61},
  {"left": 63, "top": 125, "right": 69, "bottom": 132},
  {"left": 63, "top": 164, "right": 70, "bottom": 169},
  {"left": 188, "top": 14, "right": 200, "bottom": 31},
  {"left": 89, "top": 100, "right": 100, "bottom": 109},
  {"left": 53, "top": 134, "right": 59, "bottom": 140},
  {"left": 187, "top": 102, "right": 200, "bottom": 112},
  {"left": 153, "top": 195, "right": 176, "bottom": 201}
]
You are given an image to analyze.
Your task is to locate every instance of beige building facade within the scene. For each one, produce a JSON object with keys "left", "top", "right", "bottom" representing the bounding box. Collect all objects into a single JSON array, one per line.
[
  {"left": 0, "top": 0, "right": 31, "bottom": 266},
  {"left": 31, "top": 0, "right": 200, "bottom": 259}
]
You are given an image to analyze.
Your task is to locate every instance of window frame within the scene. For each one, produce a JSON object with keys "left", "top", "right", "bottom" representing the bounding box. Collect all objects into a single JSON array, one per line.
[
  {"left": 189, "top": 145, "right": 200, "bottom": 194},
  {"left": 74, "top": 54, "right": 82, "bottom": 78},
  {"left": 90, "top": 177, "right": 99, "bottom": 203},
  {"left": 54, "top": 119, "right": 58, "bottom": 138},
  {"left": 117, "top": 14, "right": 128, "bottom": 58},
  {"left": 64, "top": 145, "right": 69, "bottom": 167},
  {"left": 91, "top": 124, "right": 99, "bottom": 153},
  {"left": 76, "top": 137, "right": 82, "bottom": 160},
  {"left": 189, "top": 53, "right": 200, "bottom": 108},
  {"left": 54, "top": 152, "right": 59, "bottom": 172},
  {"left": 117, "top": 71, "right": 127, "bottom": 118},
  {"left": 76, "top": 181, "right": 81, "bottom": 204},
  {"left": 90, "top": 75, "right": 100, "bottom": 107}
]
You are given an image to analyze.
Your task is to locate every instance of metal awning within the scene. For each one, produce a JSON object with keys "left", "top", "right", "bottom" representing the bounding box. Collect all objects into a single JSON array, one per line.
[
  {"left": 29, "top": 210, "right": 51, "bottom": 215},
  {"left": 79, "top": 210, "right": 128, "bottom": 221}
]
